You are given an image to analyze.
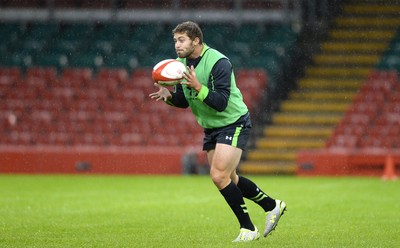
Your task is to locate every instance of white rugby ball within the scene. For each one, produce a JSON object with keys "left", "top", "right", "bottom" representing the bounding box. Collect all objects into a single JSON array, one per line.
[{"left": 152, "top": 59, "right": 186, "bottom": 86}]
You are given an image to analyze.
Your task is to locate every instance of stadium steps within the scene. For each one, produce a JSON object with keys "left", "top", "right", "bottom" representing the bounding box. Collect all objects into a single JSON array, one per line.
[
  {"left": 240, "top": 0, "right": 399, "bottom": 175},
  {"left": 320, "top": 42, "right": 387, "bottom": 54},
  {"left": 298, "top": 79, "right": 362, "bottom": 90},
  {"left": 336, "top": 17, "right": 400, "bottom": 28},
  {"left": 343, "top": 2, "right": 400, "bottom": 15},
  {"left": 256, "top": 138, "right": 324, "bottom": 149},
  {"left": 305, "top": 67, "right": 371, "bottom": 78},
  {"left": 264, "top": 126, "right": 332, "bottom": 138},
  {"left": 328, "top": 30, "right": 396, "bottom": 41},
  {"left": 313, "top": 54, "right": 380, "bottom": 66},
  {"left": 281, "top": 102, "right": 349, "bottom": 112},
  {"left": 272, "top": 113, "right": 343, "bottom": 125}
]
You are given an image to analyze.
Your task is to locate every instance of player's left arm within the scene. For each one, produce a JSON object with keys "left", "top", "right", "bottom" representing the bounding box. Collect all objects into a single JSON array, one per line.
[{"left": 183, "top": 58, "right": 231, "bottom": 112}]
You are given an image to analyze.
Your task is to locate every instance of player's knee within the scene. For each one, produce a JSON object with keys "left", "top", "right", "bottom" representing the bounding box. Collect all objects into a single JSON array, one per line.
[{"left": 210, "top": 167, "right": 230, "bottom": 189}]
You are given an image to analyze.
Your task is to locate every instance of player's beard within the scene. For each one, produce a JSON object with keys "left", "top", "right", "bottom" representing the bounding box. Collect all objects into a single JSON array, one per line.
[{"left": 176, "top": 41, "right": 195, "bottom": 58}]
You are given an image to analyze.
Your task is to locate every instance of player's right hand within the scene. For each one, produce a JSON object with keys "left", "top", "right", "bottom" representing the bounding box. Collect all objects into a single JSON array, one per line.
[{"left": 149, "top": 83, "right": 172, "bottom": 102}]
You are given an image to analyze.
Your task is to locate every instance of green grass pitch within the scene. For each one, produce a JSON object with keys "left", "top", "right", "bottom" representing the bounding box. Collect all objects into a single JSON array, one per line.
[{"left": 1, "top": 175, "right": 399, "bottom": 247}]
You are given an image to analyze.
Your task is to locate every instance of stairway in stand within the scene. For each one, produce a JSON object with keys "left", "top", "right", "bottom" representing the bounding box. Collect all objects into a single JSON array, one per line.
[{"left": 239, "top": 0, "right": 399, "bottom": 174}]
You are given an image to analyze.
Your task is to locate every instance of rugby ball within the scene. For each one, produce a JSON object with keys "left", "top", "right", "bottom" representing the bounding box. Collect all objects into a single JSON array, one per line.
[{"left": 152, "top": 59, "right": 186, "bottom": 86}]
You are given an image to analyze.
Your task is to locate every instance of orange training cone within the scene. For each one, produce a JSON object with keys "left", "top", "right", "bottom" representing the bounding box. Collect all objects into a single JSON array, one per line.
[{"left": 382, "top": 154, "right": 397, "bottom": 181}]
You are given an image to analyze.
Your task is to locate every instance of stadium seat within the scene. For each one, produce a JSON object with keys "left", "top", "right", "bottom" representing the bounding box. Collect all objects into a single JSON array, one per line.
[
  {"left": 103, "top": 54, "right": 139, "bottom": 70},
  {"left": 62, "top": 68, "right": 93, "bottom": 81},
  {"left": 97, "top": 68, "right": 129, "bottom": 82},
  {"left": 0, "top": 67, "right": 21, "bottom": 81},
  {"left": 26, "top": 67, "right": 58, "bottom": 81},
  {"left": 0, "top": 52, "right": 33, "bottom": 68},
  {"left": 202, "top": 24, "right": 235, "bottom": 50},
  {"left": 0, "top": 19, "right": 281, "bottom": 149},
  {"left": 33, "top": 54, "right": 68, "bottom": 69},
  {"left": 58, "top": 23, "right": 95, "bottom": 41},
  {"left": 325, "top": 68, "right": 400, "bottom": 150},
  {"left": 326, "top": 134, "right": 359, "bottom": 148},
  {"left": 46, "top": 39, "right": 80, "bottom": 55},
  {"left": 68, "top": 54, "right": 104, "bottom": 69}
]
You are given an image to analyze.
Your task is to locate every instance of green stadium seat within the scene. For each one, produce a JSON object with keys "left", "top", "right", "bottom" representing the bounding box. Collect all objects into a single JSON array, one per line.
[
  {"left": 103, "top": 54, "right": 139, "bottom": 69},
  {"left": 202, "top": 24, "right": 235, "bottom": 49},
  {"left": 235, "top": 24, "right": 266, "bottom": 44},
  {"left": 226, "top": 41, "right": 251, "bottom": 58},
  {"left": 92, "top": 23, "right": 131, "bottom": 42},
  {"left": 58, "top": 23, "right": 95, "bottom": 41},
  {"left": 376, "top": 29, "right": 400, "bottom": 70},
  {"left": 68, "top": 54, "right": 103, "bottom": 69},
  {"left": 33, "top": 53, "right": 68, "bottom": 69},
  {"left": 26, "top": 22, "right": 59, "bottom": 41},
  {"left": 18, "top": 39, "right": 46, "bottom": 55},
  {"left": 228, "top": 54, "right": 243, "bottom": 68},
  {"left": 377, "top": 56, "right": 400, "bottom": 70},
  {"left": 84, "top": 41, "right": 113, "bottom": 57},
  {"left": 0, "top": 51, "right": 32, "bottom": 68},
  {"left": 150, "top": 41, "right": 176, "bottom": 58},
  {"left": 112, "top": 39, "right": 145, "bottom": 56},
  {"left": 128, "top": 23, "right": 163, "bottom": 43},
  {"left": 0, "top": 23, "right": 26, "bottom": 41},
  {"left": 46, "top": 39, "right": 81, "bottom": 56}
]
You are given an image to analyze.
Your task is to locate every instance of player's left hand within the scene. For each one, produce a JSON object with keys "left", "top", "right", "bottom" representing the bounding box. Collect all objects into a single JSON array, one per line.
[{"left": 181, "top": 65, "right": 202, "bottom": 92}]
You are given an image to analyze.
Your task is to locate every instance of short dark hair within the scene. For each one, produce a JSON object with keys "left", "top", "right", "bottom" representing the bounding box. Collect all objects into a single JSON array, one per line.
[{"left": 172, "top": 21, "right": 203, "bottom": 44}]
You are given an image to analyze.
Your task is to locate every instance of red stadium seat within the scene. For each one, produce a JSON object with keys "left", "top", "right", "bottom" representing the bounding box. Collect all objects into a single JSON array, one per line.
[
  {"left": 26, "top": 67, "right": 58, "bottom": 81},
  {"left": 352, "top": 91, "right": 386, "bottom": 105},
  {"left": 326, "top": 134, "right": 359, "bottom": 148},
  {"left": 97, "top": 68, "right": 129, "bottom": 83},
  {"left": 367, "top": 70, "right": 398, "bottom": 82},
  {"left": 0, "top": 67, "right": 21, "bottom": 82},
  {"left": 121, "top": 133, "right": 144, "bottom": 146},
  {"left": 61, "top": 68, "right": 93, "bottom": 82},
  {"left": 131, "top": 68, "right": 152, "bottom": 78},
  {"left": 326, "top": 70, "right": 400, "bottom": 150},
  {"left": 1, "top": 65, "right": 265, "bottom": 149},
  {"left": 130, "top": 75, "right": 154, "bottom": 90}
]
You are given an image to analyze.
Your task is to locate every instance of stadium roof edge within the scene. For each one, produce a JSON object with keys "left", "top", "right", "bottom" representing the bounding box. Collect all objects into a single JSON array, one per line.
[{"left": 0, "top": 8, "right": 301, "bottom": 24}]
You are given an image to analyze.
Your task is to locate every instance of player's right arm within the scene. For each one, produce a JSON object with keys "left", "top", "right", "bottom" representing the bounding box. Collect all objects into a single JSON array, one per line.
[
  {"left": 149, "top": 83, "right": 189, "bottom": 108},
  {"left": 149, "top": 83, "right": 171, "bottom": 102}
]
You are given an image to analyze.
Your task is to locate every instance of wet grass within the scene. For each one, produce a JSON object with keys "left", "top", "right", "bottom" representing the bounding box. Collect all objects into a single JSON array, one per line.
[{"left": 1, "top": 175, "right": 399, "bottom": 247}]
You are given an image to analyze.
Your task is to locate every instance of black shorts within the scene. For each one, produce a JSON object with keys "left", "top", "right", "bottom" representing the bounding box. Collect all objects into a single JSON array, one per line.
[{"left": 202, "top": 113, "right": 252, "bottom": 151}]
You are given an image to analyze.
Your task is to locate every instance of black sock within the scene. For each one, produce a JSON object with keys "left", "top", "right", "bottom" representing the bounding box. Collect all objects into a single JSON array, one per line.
[
  {"left": 220, "top": 180, "right": 254, "bottom": 230},
  {"left": 237, "top": 176, "right": 276, "bottom": 212}
]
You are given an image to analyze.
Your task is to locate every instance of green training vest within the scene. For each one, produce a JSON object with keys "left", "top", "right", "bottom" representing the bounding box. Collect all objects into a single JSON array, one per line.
[{"left": 177, "top": 44, "right": 248, "bottom": 129}]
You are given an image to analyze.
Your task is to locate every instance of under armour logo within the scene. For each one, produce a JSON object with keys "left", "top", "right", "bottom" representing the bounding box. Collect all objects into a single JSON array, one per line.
[{"left": 225, "top": 136, "right": 232, "bottom": 140}]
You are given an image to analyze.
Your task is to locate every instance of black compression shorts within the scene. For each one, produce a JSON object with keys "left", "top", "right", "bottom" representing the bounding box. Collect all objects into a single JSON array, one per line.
[{"left": 202, "top": 113, "right": 252, "bottom": 151}]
